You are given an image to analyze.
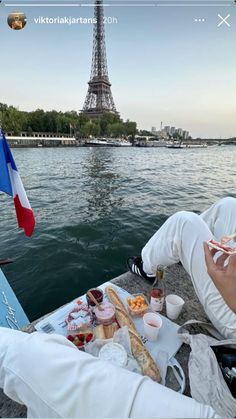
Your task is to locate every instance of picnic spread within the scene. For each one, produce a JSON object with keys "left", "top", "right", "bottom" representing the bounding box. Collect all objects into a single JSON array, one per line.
[{"left": 35, "top": 282, "right": 184, "bottom": 389}]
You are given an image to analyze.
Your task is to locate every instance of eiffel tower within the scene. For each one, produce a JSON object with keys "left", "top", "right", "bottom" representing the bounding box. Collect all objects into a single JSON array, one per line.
[{"left": 82, "top": 0, "right": 118, "bottom": 118}]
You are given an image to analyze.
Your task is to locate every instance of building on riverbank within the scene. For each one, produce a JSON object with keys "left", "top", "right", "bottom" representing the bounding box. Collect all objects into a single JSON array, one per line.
[{"left": 6, "top": 132, "right": 77, "bottom": 148}]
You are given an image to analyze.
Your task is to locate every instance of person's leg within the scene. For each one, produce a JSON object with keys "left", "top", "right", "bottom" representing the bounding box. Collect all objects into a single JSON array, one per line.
[
  {"left": 0, "top": 328, "right": 219, "bottom": 418},
  {"left": 130, "top": 377, "right": 220, "bottom": 418},
  {"left": 200, "top": 197, "right": 236, "bottom": 240},
  {"left": 141, "top": 211, "right": 236, "bottom": 338}
]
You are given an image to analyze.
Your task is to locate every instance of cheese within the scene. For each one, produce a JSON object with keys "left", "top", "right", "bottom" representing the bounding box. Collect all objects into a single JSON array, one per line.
[{"left": 99, "top": 343, "right": 127, "bottom": 367}]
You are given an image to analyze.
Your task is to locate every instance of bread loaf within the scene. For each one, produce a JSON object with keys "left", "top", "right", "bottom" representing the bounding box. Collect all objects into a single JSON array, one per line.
[
  {"left": 128, "top": 330, "right": 161, "bottom": 383},
  {"left": 114, "top": 306, "right": 139, "bottom": 335},
  {"left": 106, "top": 286, "right": 161, "bottom": 382},
  {"left": 106, "top": 286, "right": 127, "bottom": 311},
  {"left": 106, "top": 287, "right": 138, "bottom": 334}
]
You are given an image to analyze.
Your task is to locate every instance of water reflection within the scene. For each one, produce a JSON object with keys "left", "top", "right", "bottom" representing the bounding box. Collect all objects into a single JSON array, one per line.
[{"left": 83, "top": 148, "right": 124, "bottom": 219}]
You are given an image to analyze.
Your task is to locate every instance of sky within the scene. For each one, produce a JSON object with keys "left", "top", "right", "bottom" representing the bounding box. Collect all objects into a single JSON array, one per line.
[{"left": 0, "top": 0, "right": 235, "bottom": 138}]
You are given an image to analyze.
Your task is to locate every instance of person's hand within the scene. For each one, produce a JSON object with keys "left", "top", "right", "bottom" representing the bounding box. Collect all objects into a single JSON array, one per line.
[{"left": 204, "top": 242, "right": 236, "bottom": 314}]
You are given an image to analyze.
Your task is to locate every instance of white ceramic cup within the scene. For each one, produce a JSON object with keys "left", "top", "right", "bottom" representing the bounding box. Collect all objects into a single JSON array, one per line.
[
  {"left": 165, "top": 294, "right": 185, "bottom": 320},
  {"left": 143, "top": 312, "right": 162, "bottom": 341}
]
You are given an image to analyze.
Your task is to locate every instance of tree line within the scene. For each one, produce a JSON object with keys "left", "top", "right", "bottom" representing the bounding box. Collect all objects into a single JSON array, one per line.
[{"left": 0, "top": 103, "right": 137, "bottom": 139}]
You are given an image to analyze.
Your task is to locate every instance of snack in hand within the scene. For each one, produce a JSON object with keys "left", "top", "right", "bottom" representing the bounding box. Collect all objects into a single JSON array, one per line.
[
  {"left": 207, "top": 239, "right": 236, "bottom": 255},
  {"left": 221, "top": 232, "right": 236, "bottom": 244}
]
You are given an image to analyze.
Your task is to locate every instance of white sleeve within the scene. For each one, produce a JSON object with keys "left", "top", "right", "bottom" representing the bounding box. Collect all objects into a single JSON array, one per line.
[
  {"left": 0, "top": 327, "right": 220, "bottom": 418},
  {"left": 0, "top": 327, "right": 144, "bottom": 418}
]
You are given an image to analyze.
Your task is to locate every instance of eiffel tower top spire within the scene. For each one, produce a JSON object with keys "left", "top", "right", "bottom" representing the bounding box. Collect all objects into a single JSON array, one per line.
[{"left": 82, "top": 0, "right": 118, "bottom": 118}]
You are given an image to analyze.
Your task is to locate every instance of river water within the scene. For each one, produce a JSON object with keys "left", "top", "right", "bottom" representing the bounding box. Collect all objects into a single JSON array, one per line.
[{"left": 0, "top": 146, "right": 235, "bottom": 321}]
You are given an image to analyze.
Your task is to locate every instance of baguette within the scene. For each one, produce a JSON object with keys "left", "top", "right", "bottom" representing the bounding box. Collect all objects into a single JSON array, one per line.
[
  {"left": 106, "top": 286, "right": 138, "bottom": 335},
  {"left": 129, "top": 329, "right": 161, "bottom": 383},
  {"left": 106, "top": 286, "right": 127, "bottom": 312},
  {"left": 106, "top": 286, "right": 161, "bottom": 382},
  {"left": 115, "top": 306, "right": 139, "bottom": 335}
]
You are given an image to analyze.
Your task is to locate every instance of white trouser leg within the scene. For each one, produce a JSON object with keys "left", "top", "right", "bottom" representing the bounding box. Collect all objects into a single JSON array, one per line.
[
  {"left": 0, "top": 328, "right": 219, "bottom": 418},
  {"left": 141, "top": 211, "right": 236, "bottom": 338},
  {"left": 130, "top": 376, "right": 219, "bottom": 418},
  {"left": 200, "top": 197, "right": 236, "bottom": 241}
]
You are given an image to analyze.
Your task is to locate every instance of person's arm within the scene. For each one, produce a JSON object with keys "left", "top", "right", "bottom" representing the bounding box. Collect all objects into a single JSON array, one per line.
[{"left": 204, "top": 242, "right": 236, "bottom": 314}]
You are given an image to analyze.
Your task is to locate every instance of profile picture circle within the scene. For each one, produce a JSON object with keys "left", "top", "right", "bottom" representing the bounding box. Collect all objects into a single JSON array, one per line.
[{"left": 7, "top": 11, "right": 27, "bottom": 30}]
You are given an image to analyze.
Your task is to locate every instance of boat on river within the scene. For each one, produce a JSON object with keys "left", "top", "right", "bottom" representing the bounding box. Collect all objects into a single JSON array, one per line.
[
  {"left": 85, "top": 138, "right": 132, "bottom": 147},
  {"left": 185, "top": 143, "right": 208, "bottom": 148},
  {"left": 166, "top": 141, "right": 186, "bottom": 149},
  {"left": 167, "top": 141, "right": 208, "bottom": 149},
  {"left": 85, "top": 138, "right": 108, "bottom": 146},
  {"left": 107, "top": 138, "right": 132, "bottom": 147}
]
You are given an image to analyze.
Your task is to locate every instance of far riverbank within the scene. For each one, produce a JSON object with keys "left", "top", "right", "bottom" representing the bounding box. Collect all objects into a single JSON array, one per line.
[{"left": 6, "top": 135, "right": 236, "bottom": 148}]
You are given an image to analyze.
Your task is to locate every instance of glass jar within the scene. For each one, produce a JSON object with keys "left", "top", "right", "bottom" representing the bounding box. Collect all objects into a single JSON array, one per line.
[
  {"left": 94, "top": 302, "right": 116, "bottom": 326},
  {"left": 86, "top": 288, "right": 103, "bottom": 308}
]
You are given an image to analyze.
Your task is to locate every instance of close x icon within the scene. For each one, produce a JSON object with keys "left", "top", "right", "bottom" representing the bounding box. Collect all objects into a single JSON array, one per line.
[{"left": 218, "top": 14, "right": 231, "bottom": 27}]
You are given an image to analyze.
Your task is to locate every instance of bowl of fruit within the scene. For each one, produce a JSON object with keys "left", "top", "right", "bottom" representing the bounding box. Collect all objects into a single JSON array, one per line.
[
  {"left": 67, "top": 328, "right": 94, "bottom": 350},
  {"left": 127, "top": 294, "right": 149, "bottom": 317}
]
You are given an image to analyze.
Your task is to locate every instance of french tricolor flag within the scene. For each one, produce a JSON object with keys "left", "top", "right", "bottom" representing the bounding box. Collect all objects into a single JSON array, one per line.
[{"left": 0, "top": 129, "right": 35, "bottom": 237}]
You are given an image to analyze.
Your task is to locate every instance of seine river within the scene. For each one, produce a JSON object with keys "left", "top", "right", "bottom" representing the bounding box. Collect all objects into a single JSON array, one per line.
[{"left": 0, "top": 146, "right": 235, "bottom": 321}]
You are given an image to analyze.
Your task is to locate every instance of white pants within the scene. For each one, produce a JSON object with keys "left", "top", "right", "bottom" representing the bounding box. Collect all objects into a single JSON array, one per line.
[
  {"left": 142, "top": 197, "right": 236, "bottom": 339},
  {"left": 0, "top": 328, "right": 219, "bottom": 418}
]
